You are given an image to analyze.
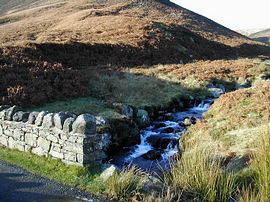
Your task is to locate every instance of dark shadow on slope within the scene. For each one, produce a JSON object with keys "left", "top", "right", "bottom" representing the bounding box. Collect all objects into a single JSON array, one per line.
[{"left": 21, "top": 24, "right": 270, "bottom": 68}]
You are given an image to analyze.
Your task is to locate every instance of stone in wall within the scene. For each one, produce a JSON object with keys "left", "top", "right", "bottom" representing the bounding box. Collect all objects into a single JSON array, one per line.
[
  {"left": 12, "top": 111, "right": 30, "bottom": 122},
  {"left": 54, "top": 112, "right": 76, "bottom": 130},
  {"left": 72, "top": 114, "right": 96, "bottom": 135},
  {"left": 27, "top": 112, "right": 40, "bottom": 124},
  {"left": 63, "top": 117, "right": 76, "bottom": 133},
  {"left": 35, "top": 111, "right": 48, "bottom": 126},
  {"left": 5, "top": 106, "right": 22, "bottom": 121},
  {"left": 42, "top": 113, "right": 55, "bottom": 128}
]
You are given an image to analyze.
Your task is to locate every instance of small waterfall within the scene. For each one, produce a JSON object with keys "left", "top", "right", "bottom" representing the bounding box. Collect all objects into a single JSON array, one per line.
[{"left": 191, "top": 99, "right": 213, "bottom": 111}]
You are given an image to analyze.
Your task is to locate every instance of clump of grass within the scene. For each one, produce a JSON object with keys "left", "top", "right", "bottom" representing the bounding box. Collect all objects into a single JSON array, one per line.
[
  {"left": 237, "top": 187, "right": 259, "bottom": 202},
  {"left": 165, "top": 149, "right": 236, "bottom": 202},
  {"left": 250, "top": 127, "right": 270, "bottom": 201},
  {"left": 105, "top": 166, "right": 147, "bottom": 201},
  {"left": 144, "top": 187, "right": 182, "bottom": 202}
]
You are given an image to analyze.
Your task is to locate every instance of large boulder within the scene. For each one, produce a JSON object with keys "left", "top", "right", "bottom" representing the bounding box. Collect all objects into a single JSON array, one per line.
[
  {"left": 72, "top": 114, "right": 96, "bottom": 135},
  {"left": 208, "top": 87, "right": 225, "bottom": 98},
  {"left": 112, "top": 103, "right": 135, "bottom": 119},
  {"left": 147, "top": 134, "right": 178, "bottom": 149},
  {"left": 110, "top": 119, "right": 140, "bottom": 148},
  {"left": 100, "top": 164, "right": 118, "bottom": 182},
  {"left": 136, "top": 109, "right": 150, "bottom": 128},
  {"left": 142, "top": 150, "right": 161, "bottom": 160}
]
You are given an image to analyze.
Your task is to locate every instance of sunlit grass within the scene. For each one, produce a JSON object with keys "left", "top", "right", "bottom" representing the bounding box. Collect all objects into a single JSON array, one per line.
[
  {"left": 164, "top": 148, "right": 236, "bottom": 202},
  {"left": 105, "top": 166, "right": 147, "bottom": 201}
]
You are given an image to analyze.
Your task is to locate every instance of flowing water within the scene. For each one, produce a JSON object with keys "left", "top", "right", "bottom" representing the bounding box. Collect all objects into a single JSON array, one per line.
[{"left": 112, "top": 99, "right": 214, "bottom": 173}]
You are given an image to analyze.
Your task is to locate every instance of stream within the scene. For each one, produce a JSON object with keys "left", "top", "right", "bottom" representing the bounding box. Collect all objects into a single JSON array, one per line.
[{"left": 112, "top": 99, "right": 214, "bottom": 173}]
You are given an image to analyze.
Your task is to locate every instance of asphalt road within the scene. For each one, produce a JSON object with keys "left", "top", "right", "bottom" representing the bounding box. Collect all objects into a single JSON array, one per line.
[{"left": 0, "top": 161, "right": 107, "bottom": 202}]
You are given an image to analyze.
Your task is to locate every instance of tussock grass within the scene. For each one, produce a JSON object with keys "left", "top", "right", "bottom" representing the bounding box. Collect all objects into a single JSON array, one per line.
[
  {"left": 250, "top": 127, "right": 270, "bottom": 201},
  {"left": 165, "top": 149, "right": 236, "bottom": 202},
  {"left": 144, "top": 187, "right": 182, "bottom": 202},
  {"left": 238, "top": 187, "right": 258, "bottom": 202},
  {"left": 105, "top": 166, "right": 147, "bottom": 201}
]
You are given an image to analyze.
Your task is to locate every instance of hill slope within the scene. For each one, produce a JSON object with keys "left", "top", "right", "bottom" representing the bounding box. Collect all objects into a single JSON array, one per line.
[
  {"left": 0, "top": 0, "right": 269, "bottom": 106},
  {"left": 250, "top": 28, "right": 270, "bottom": 44}
]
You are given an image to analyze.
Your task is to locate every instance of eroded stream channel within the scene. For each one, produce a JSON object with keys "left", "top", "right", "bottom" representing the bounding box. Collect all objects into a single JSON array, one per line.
[{"left": 112, "top": 99, "right": 214, "bottom": 173}]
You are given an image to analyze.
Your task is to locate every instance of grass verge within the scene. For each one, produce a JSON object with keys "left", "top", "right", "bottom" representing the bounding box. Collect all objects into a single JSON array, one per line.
[{"left": 0, "top": 146, "right": 104, "bottom": 194}]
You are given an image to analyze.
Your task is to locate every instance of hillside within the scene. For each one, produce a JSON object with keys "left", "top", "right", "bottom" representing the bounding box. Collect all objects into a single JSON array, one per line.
[
  {"left": 236, "top": 28, "right": 266, "bottom": 37},
  {"left": 250, "top": 28, "right": 270, "bottom": 44},
  {"left": 0, "top": 0, "right": 269, "bottom": 107},
  {"left": 0, "top": 0, "right": 269, "bottom": 105}
]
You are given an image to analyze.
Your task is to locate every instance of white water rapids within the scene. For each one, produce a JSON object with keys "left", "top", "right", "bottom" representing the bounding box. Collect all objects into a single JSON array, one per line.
[{"left": 112, "top": 99, "right": 214, "bottom": 172}]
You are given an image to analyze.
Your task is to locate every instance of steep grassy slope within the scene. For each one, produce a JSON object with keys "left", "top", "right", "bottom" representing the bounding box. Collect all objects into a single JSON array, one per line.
[
  {"left": 181, "top": 79, "right": 270, "bottom": 159},
  {"left": 250, "top": 28, "right": 270, "bottom": 44}
]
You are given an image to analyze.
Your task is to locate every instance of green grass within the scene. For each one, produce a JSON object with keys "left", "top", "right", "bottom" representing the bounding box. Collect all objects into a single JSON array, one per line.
[
  {"left": 29, "top": 71, "right": 210, "bottom": 119},
  {"left": 88, "top": 71, "right": 209, "bottom": 108},
  {"left": 28, "top": 96, "right": 123, "bottom": 120},
  {"left": 0, "top": 146, "right": 105, "bottom": 194}
]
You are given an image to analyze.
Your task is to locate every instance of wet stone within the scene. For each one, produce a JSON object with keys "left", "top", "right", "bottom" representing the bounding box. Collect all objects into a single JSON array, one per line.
[
  {"left": 142, "top": 150, "right": 161, "bottom": 160},
  {"left": 160, "top": 127, "right": 174, "bottom": 133}
]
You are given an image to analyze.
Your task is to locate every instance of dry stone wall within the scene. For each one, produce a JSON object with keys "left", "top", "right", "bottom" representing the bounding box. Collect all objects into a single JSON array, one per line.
[{"left": 0, "top": 105, "right": 111, "bottom": 166}]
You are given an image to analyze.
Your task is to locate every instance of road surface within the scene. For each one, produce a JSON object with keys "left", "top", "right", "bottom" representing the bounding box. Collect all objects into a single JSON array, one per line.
[{"left": 0, "top": 161, "right": 107, "bottom": 202}]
